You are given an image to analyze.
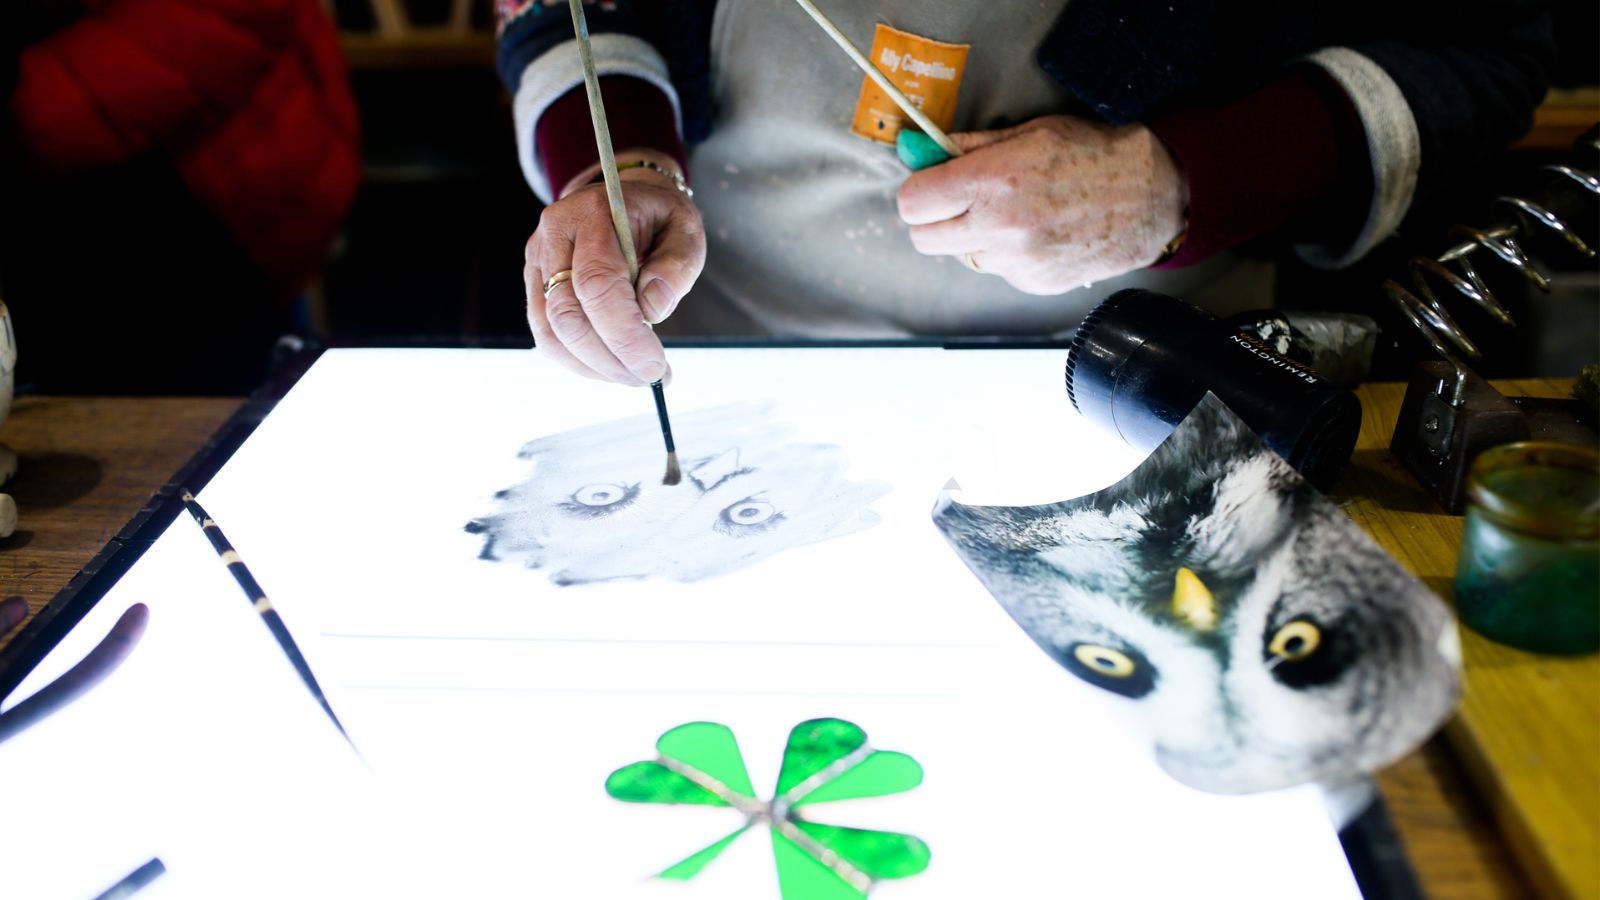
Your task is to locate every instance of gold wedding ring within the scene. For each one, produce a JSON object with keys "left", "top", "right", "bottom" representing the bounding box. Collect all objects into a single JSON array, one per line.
[
  {"left": 542, "top": 269, "right": 574, "bottom": 298},
  {"left": 961, "top": 252, "right": 983, "bottom": 273}
]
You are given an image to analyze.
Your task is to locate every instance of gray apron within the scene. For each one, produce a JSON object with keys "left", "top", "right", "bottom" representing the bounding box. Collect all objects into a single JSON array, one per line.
[{"left": 668, "top": 0, "right": 1269, "bottom": 338}]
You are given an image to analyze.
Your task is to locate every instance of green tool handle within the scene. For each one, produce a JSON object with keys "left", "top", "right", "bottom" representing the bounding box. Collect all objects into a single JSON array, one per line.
[{"left": 897, "top": 130, "right": 953, "bottom": 171}]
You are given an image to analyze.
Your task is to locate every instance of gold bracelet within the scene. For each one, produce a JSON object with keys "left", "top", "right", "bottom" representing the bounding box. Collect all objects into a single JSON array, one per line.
[
  {"left": 606, "top": 159, "right": 694, "bottom": 199},
  {"left": 1154, "top": 222, "right": 1187, "bottom": 265}
]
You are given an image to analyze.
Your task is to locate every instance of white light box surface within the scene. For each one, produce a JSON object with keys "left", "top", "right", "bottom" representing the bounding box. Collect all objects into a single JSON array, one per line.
[{"left": 0, "top": 348, "right": 1361, "bottom": 898}]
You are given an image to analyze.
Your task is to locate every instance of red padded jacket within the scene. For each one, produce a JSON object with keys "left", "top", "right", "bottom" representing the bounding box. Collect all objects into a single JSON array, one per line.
[{"left": 7, "top": 0, "right": 360, "bottom": 297}]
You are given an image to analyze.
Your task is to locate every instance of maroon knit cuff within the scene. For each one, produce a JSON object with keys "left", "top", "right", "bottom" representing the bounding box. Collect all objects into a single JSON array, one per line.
[
  {"left": 535, "top": 76, "right": 688, "bottom": 198},
  {"left": 1146, "top": 67, "right": 1361, "bottom": 269}
]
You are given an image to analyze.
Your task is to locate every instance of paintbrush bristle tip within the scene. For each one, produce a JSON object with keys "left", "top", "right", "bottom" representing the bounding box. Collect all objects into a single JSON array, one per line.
[{"left": 662, "top": 452, "right": 682, "bottom": 486}]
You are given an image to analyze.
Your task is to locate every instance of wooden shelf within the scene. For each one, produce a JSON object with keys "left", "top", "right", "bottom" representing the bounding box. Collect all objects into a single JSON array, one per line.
[
  {"left": 1512, "top": 88, "right": 1600, "bottom": 152},
  {"left": 332, "top": 0, "right": 494, "bottom": 69},
  {"left": 341, "top": 30, "right": 495, "bottom": 70}
]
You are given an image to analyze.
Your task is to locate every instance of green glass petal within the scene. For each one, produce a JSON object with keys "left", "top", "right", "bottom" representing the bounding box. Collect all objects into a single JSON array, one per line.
[
  {"left": 771, "top": 830, "right": 868, "bottom": 900},
  {"left": 792, "top": 821, "right": 931, "bottom": 880},
  {"left": 657, "top": 721, "right": 756, "bottom": 798},
  {"left": 775, "top": 718, "right": 866, "bottom": 796},
  {"left": 605, "top": 761, "right": 728, "bottom": 806},
  {"left": 658, "top": 825, "right": 751, "bottom": 881},
  {"left": 793, "top": 750, "right": 923, "bottom": 807}
]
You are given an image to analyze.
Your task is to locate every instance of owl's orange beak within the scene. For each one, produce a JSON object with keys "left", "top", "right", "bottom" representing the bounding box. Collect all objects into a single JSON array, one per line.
[{"left": 1171, "top": 567, "right": 1219, "bottom": 633}]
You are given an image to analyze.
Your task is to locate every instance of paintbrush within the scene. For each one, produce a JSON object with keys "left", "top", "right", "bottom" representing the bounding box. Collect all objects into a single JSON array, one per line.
[
  {"left": 92, "top": 857, "right": 165, "bottom": 900},
  {"left": 789, "top": 0, "right": 962, "bottom": 160},
  {"left": 566, "top": 0, "right": 682, "bottom": 486},
  {"left": 179, "top": 489, "right": 357, "bottom": 750}
]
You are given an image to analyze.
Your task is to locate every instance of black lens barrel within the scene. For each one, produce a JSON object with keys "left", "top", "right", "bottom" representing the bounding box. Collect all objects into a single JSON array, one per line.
[{"left": 1066, "top": 289, "right": 1362, "bottom": 490}]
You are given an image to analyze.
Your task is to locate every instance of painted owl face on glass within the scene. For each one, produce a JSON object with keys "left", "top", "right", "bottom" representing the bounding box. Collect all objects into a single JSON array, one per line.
[
  {"left": 468, "top": 404, "right": 887, "bottom": 585},
  {"left": 933, "top": 395, "right": 1461, "bottom": 794}
]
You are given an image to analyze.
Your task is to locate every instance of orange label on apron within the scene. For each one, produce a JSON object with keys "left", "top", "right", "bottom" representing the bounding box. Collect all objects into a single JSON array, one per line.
[{"left": 849, "top": 23, "right": 969, "bottom": 145}]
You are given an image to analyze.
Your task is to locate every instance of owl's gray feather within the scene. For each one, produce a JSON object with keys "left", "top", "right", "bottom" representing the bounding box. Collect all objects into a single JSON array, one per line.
[{"left": 933, "top": 394, "right": 1460, "bottom": 794}]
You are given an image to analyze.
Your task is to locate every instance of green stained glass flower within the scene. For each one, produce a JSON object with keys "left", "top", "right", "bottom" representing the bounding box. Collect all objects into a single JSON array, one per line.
[{"left": 605, "top": 718, "right": 930, "bottom": 898}]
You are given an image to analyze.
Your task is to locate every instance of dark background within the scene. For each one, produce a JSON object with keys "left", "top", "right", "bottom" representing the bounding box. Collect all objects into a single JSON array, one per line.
[{"left": 324, "top": 0, "right": 1598, "bottom": 378}]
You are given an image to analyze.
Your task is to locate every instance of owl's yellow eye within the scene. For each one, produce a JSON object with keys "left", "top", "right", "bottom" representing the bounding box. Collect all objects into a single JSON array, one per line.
[
  {"left": 1065, "top": 642, "right": 1155, "bottom": 698},
  {"left": 1073, "top": 644, "right": 1136, "bottom": 678},
  {"left": 1269, "top": 621, "right": 1321, "bottom": 661}
]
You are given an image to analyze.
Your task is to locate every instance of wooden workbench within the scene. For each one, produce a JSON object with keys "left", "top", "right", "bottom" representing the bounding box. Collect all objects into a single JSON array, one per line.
[
  {"left": 0, "top": 382, "right": 1591, "bottom": 898},
  {"left": 1335, "top": 379, "right": 1599, "bottom": 900}
]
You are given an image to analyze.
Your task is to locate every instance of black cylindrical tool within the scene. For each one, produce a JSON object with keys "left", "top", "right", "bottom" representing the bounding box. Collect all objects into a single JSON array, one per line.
[{"left": 1065, "top": 289, "right": 1362, "bottom": 490}]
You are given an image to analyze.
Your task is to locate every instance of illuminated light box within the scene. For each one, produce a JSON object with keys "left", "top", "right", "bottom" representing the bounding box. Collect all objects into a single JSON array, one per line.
[{"left": 0, "top": 348, "right": 1364, "bottom": 898}]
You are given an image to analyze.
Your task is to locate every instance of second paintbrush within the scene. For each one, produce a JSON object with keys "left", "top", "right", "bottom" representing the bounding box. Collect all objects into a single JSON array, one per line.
[{"left": 565, "top": 0, "right": 683, "bottom": 487}]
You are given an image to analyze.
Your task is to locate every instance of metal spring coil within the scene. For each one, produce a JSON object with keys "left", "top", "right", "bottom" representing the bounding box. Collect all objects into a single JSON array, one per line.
[{"left": 1384, "top": 129, "right": 1600, "bottom": 402}]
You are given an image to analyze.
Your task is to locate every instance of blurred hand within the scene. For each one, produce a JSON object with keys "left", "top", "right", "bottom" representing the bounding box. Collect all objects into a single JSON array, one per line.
[
  {"left": 897, "top": 116, "right": 1187, "bottom": 295},
  {"left": 524, "top": 150, "right": 705, "bottom": 385},
  {"left": 0, "top": 596, "right": 25, "bottom": 643}
]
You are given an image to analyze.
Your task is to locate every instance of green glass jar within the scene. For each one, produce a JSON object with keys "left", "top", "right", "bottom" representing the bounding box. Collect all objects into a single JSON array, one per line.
[{"left": 1454, "top": 441, "right": 1600, "bottom": 654}]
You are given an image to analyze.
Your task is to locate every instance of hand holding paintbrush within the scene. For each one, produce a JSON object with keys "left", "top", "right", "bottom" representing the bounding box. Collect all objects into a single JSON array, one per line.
[
  {"left": 521, "top": 12, "right": 704, "bottom": 394},
  {"left": 523, "top": 0, "right": 945, "bottom": 394},
  {"left": 540, "top": 0, "right": 688, "bottom": 483},
  {"left": 524, "top": 167, "right": 702, "bottom": 384}
]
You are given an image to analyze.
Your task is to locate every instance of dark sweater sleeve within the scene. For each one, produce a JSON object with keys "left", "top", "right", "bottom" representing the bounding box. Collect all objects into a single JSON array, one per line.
[
  {"left": 498, "top": 0, "right": 686, "bottom": 201},
  {"left": 536, "top": 76, "right": 687, "bottom": 197},
  {"left": 496, "top": 1, "right": 652, "bottom": 93},
  {"left": 1145, "top": 67, "right": 1369, "bottom": 269},
  {"left": 1036, "top": 0, "right": 1554, "bottom": 268},
  {"left": 1354, "top": 14, "right": 1554, "bottom": 206}
]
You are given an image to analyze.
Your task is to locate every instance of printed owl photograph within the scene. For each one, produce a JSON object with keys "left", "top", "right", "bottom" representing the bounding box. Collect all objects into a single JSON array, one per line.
[
  {"left": 932, "top": 394, "right": 1462, "bottom": 794},
  {"left": 467, "top": 403, "right": 888, "bottom": 585}
]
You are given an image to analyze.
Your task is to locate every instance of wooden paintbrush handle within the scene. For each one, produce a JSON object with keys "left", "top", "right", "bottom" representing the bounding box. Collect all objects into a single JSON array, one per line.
[{"left": 567, "top": 0, "right": 641, "bottom": 284}]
